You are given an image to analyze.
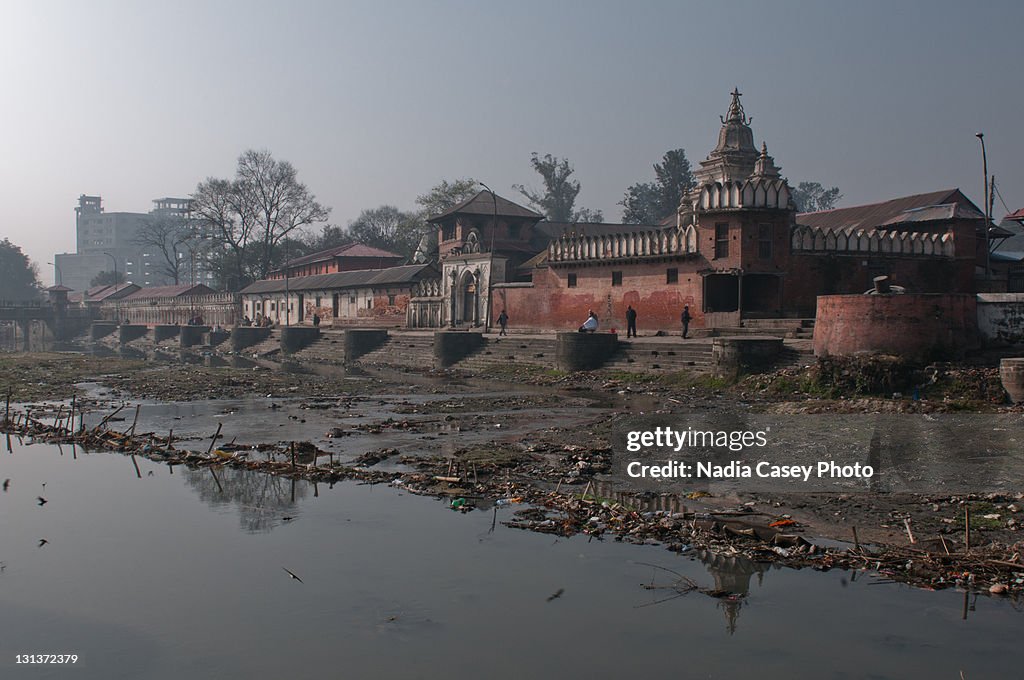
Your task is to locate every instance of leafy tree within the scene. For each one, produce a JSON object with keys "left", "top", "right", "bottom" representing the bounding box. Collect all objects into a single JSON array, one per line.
[
  {"left": 90, "top": 270, "right": 126, "bottom": 287},
  {"left": 191, "top": 150, "right": 331, "bottom": 289},
  {"left": 0, "top": 239, "right": 41, "bottom": 300},
  {"left": 514, "top": 153, "right": 603, "bottom": 223},
  {"left": 619, "top": 182, "right": 662, "bottom": 224},
  {"left": 620, "top": 148, "right": 695, "bottom": 224},
  {"left": 296, "top": 225, "right": 352, "bottom": 256},
  {"left": 347, "top": 205, "right": 420, "bottom": 257},
  {"left": 572, "top": 207, "right": 604, "bottom": 222},
  {"left": 654, "top": 149, "right": 695, "bottom": 218},
  {"left": 416, "top": 178, "right": 479, "bottom": 218},
  {"left": 791, "top": 181, "right": 842, "bottom": 212}
]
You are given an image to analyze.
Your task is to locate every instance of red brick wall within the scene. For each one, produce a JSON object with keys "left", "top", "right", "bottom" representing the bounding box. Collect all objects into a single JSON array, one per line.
[
  {"left": 491, "top": 264, "right": 702, "bottom": 332},
  {"left": 813, "top": 293, "right": 978, "bottom": 361},
  {"left": 786, "top": 253, "right": 972, "bottom": 317}
]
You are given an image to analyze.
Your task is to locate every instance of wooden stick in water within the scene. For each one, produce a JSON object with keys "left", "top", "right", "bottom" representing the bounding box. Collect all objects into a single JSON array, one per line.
[{"left": 206, "top": 422, "right": 223, "bottom": 456}]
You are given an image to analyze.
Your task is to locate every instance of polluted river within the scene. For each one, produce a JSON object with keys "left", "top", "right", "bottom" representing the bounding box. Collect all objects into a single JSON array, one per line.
[{"left": 0, "top": 363, "right": 1021, "bottom": 679}]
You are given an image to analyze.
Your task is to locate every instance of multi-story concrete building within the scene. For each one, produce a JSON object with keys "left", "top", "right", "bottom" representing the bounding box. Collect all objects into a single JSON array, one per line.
[{"left": 55, "top": 195, "right": 210, "bottom": 292}]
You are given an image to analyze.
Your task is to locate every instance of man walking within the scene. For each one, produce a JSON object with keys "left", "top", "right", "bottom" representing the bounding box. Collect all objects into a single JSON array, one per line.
[
  {"left": 681, "top": 305, "right": 692, "bottom": 339},
  {"left": 625, "top": 305, "right": 637, "bottom": 338},
  {"left": 498, "top": 309, "right": 509, "bottom": 336}
]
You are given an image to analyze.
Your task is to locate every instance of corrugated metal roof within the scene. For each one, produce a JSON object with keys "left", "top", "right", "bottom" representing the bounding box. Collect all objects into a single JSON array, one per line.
[
  {"left": 281, "top": 243, "right": 403, "bottom": 269},
  {"left": 84, "top": 283, "right": 140, "bottom": 302},
  {"left": 797, "top": 189, "right": 982, "bottom": 231},
  {"left": 241, "top": 264, "right": 438, "bottom": 295},
  {"left": 877, "top": 202, "right": 985, "bottom": 227},
  {"left": 1005, "top": 207, "right": 1024, "bottom": 221},
  {"left": 427, "top": 191, "right": 543, "bottom": 222},
  {"left": 123, "top": 284, "right": 217, "bottom": 300}
]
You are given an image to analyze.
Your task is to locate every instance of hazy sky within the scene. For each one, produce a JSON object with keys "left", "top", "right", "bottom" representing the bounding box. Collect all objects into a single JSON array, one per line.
[{"left": 2, "top": 0, "right": 1022, "bottom": 285}]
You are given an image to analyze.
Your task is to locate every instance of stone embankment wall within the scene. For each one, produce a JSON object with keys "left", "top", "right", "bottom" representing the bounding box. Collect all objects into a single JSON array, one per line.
[{"left": 813, "top": 294, "right": 978, "bottom": 362}]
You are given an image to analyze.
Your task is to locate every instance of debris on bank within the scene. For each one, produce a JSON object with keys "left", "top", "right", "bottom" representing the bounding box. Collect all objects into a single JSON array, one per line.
[{"left": 3, "top": 398, "right": 1022, "bottom": 598}]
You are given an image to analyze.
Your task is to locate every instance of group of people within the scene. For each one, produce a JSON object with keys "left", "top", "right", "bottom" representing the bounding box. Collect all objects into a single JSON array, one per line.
[
  {"left": 578, "top": 305, "right": 692, "bottom": 338},
  {"left": 475, "top": 306, "right": 695, "bottom": 338},
  {"left": 241, "top": 314, "right": 275, "bottom": 328}
]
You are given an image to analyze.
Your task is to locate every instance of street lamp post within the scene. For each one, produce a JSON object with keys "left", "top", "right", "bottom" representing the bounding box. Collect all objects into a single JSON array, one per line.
[
  {"left": 103, "top": 251, "right": 119, "bottom": 322},
  {"left": 479, "top": 182, "right": 498, "bottom": 331},
  {"left": 47, "top": 262, "right": 63, "bottom": 287},
  {"left": 976, "top": 133, "right": 991, "bottom": 280}
]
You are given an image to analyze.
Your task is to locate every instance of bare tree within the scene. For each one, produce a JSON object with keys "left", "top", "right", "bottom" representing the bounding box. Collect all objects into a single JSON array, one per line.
[
  {"left": 190, "top": 150, "right": 331, "bottom": 288},
  {"left": 133, "top": 216, "right": 194, "bottom": 285}
]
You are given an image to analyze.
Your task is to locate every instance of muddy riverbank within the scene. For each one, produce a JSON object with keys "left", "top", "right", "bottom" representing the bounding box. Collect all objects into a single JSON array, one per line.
[{"left": 3, "top": 352, "right": 1024, "bottom": 596}]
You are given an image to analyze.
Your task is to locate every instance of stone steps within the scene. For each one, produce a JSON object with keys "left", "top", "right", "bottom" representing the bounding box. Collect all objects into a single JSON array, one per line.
[
  {"left": 355, "top": 335, "right": 436, "bottom": 368},
  {"left": 288, "top": 332, "right": 345, "bottom": 364},
  {"left": 774, "top": 346, "right": 815, "bottom": 370},
  {"left": 603, "top": 341, "right": 713, "bottom": 372},
  {"left": 241, "top": 331, "right": 282, "bottom": 358},
  {"left": 453, "top": 338, "right": 558, "bottom": 371}
]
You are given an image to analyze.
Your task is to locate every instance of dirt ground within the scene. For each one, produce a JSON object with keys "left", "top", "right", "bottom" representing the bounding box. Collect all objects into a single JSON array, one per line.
[{"left": 3, "top": 351, "right": 1023, "bottom": 586}]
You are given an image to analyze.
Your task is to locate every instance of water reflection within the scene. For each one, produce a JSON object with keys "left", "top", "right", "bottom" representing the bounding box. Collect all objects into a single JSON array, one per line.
[
  {"left": 694, "top": 549, "right": 769, "bottom": 634},
  {"left": 181, "top": 465, "right": 307, "bottom": 532}
]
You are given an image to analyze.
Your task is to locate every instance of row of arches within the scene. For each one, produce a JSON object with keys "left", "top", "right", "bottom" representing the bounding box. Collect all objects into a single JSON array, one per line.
[
  {"left": 791, "top": 225, "right": 955, "bottom": 257},
  {"left": 548, "top": 225, "right": 698, "bottom": 263}
]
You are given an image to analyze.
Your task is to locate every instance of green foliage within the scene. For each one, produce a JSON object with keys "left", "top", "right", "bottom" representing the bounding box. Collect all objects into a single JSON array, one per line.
[
  {"left": 791, "top": 181, "right": 842, "bottom": 212},
  {"left": 0, "top": 239, "right": 41, "bottom": 300},
  {"left": 89, "top": 270, "right": 125, "bottom": 287},
  {"left": 347, "top": 205, "right": 421, "bottom": 258},
  {"left": 416, "top": 178, "right": 479, "bottom": 218},
  {"left": 620, "top": 149, "right": 695, "bottom": 224},
  {"left": 514, "top": 153, "right": 603, "bottom": 223}
]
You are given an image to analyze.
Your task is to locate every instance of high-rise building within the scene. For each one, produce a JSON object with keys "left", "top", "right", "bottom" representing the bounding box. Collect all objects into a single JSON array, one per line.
[{"left": 55, "top": 194, "right": 214, "bottom": 292}]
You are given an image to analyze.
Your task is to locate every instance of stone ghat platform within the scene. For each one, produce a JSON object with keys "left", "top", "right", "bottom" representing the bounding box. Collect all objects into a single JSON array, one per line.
[{"left": 89, "top": 322, "right": 812, "bottom": 376}]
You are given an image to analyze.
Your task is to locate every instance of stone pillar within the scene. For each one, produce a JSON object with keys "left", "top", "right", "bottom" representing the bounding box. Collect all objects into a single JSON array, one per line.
[
  {"left": 1001, "top": 358, "right": 1024, "bottom": 404},
  {"left": 153, "top": 325, "right": 180, "bottom": 343},
  {"left": 711, "top": 336, "right": 783, "bottom": 379},
  {"left": 118, "top": 324, "right": 148, "bottom": 345},
  {"left": 555, "top": 332, "right": 619, "bottom": 371},
  {"left": 279, "top": 326, "right": 320, "bottom": 354},
  {"left": 180, "top": 325, "right": 210, "bottom": 348},
  {"left": 230, "top": 326, "right": 271, "bottom": 352}
]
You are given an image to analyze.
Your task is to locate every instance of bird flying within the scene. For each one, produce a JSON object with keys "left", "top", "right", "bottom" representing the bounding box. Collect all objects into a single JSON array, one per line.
[{"left": 282, "top": 567, "right": 304, "bottom": 583}]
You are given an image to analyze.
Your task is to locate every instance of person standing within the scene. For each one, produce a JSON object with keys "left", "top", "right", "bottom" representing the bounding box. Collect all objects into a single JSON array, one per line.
[
  {"left": 625, "top": 305, "right": 637, "bottom": 338},
  {"left": 681, "top": 305, "right": 692, "bottom": 339},
  {"left": 313, "top": 313, "right": 321, "bottom": 328},
  {"left": 497, "top": 309, "right": 509, "bottom": 336}
]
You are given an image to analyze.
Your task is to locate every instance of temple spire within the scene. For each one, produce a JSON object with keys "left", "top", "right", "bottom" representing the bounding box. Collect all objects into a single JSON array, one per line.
[{"left": 721, "top": 87, "right": 750, "bottom": 125}]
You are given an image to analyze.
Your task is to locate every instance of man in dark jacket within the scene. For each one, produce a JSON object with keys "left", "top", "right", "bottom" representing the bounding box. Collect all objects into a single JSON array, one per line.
[
  {"left": 681, "top": 305, "right": 692, "bottom": 339},
  {"left": 625, "top": 305, "right": 637, "bottom": 338}
]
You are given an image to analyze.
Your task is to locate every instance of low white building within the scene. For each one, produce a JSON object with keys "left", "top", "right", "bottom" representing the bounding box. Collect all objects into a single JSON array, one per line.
[{"left": 240, "top": 264, "right": 439, "bottom": 327}]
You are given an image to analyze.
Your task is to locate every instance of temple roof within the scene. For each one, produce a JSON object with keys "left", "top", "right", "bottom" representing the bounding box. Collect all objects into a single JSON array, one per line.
[{"left": 427, "top": 191, "right": 543, "bottom": 223}]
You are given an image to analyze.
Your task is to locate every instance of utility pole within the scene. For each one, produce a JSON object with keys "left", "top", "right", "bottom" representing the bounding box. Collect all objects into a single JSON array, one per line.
[{"left": 479, "top": 182, "right": 498, "bottom": 331}]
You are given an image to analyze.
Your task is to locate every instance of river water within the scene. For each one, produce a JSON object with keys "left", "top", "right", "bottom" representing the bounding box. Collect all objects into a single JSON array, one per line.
[{"left": 0, "top": 427, "right": 1020, "bottom": 679}]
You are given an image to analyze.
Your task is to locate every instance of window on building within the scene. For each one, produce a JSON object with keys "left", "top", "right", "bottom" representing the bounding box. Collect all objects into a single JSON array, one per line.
[
  {"left": 666, "top": 268, "right": 679, "bottom": 284},
  {"left": 612, "top": 271, "right": 623, "bottom": 286},
  {"left": 1008, "top": 265, "right": 1024, "bottom": 293},
  {"left": 567, "top": 273, "right": 577, "bottom": 288},
  {"left": 758, "top": 224, "right": 773, "bottom": 259},
  {"left": 366, "top": 299, "right": 372, "bottom": 309},
  {"left": 442, "top": 222, "right": 456, "bottom": 241},
  {"left": 349, "top": 296, "right": 356, "bottom": 304},
  {"left": 387, "top": 294, "right": 396, "bottom": 306},
  {"left": 315, "top": 296, "right": 321, "bottom": 307},
  {"left": 508, "top": 222, "right": 522, "bottom": 239},
  {"left": 715, "top": 224, "right": 730, "bottom": 258}
]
